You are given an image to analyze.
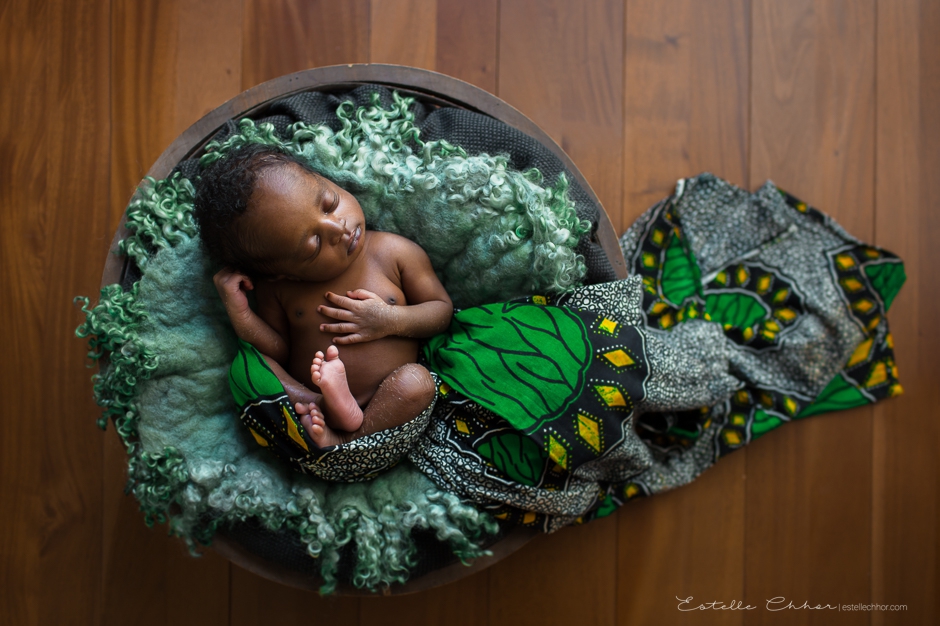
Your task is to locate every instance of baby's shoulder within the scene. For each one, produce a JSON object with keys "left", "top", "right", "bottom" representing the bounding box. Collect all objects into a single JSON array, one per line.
[{"left": 367, "top": 230, "right": 426, "bottom": 262}]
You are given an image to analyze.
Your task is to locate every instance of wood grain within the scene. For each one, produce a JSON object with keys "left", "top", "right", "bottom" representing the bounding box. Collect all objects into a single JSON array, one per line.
[
  {"left": 435, "top": 0, "right": 498, "bottom": 93},
  {"left": 1, "top": 0, "right": 111, "bottom": 623},
  {"left": 242, "top": 0, "right": 371, "bottom": 89},
  {"left": 619, "top": 2, "right": 749, "bottom": 621},
  {"left": 747, "top": 1, "right": 876, "bottom": 624},
  {"left": 873, "top": 0, "right": 939, "bottom": 623},
  {"left": 0, "top": 1, "right": 49, "bottom": 621},
  {"left": 360, "top": 570, "right": 489, "bottom": 626},
  {"left": 370, "top": 0, "right": 436, "bottom": 70},
  {"left": 230, "top": 567, "right": 360, "bottom": 626}
]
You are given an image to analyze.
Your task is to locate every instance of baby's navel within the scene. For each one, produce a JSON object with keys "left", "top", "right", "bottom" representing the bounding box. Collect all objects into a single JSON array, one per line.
[
  {"left": 387, "top": 297, "right": 396, "bottom": 305},
  {"left": 295, "top": 309, "right": 303, "bottom": 318}
]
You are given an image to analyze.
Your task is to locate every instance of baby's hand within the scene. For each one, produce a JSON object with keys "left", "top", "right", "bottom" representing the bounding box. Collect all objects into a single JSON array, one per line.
[
  {"left": 318, "top": 289, "right": 394, "bottom": 344},
  {"left": 213, "top": 267, "right": 254, "bottom": 321}
]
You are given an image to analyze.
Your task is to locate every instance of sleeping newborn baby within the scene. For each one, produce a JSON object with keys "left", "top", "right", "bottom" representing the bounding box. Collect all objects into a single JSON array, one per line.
[{"left": 194, "top": 144, "right": 453, "bottom": 448}]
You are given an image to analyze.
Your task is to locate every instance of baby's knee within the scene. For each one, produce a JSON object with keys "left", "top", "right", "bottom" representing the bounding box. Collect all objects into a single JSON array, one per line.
[{"left": 391, "top": 363, "right": 436, "bottom": 408}]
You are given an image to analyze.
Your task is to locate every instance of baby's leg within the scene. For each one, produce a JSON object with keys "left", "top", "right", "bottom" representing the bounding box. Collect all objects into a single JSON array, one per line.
[
  {"left": 298, "top": 363, "right": 436, "bottom": 447},
  {"left": 359, "top": 363, "right": 436, "bottom": 435},
  {"left": 310, "top": 345, "right": 363, "bottom": 432}
]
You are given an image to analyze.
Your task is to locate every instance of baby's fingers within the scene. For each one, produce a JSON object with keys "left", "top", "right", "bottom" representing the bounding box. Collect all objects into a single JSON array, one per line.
[
  {"left": 317, "top": 305, "right": 353, "bottom": 321},
  {"left": 324, "top": 291, "right": 356, "bottom": 308},
  {"left": 319, "top": 322, "right": 358, "bottom": 334},
  {"left": 332, "top": 333, "right": 366, "bottom": 345},
  {"left": 346, "top": 289, "right": 381, "bottom": 301}
]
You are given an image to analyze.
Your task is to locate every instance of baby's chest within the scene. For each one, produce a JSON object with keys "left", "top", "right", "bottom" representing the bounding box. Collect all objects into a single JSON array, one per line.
[{"left": 280, "top": 270, "right": 405, "bottom": 328}]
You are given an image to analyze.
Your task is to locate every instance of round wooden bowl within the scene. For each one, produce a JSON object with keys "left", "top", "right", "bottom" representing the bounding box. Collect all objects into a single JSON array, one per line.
[{"left": 99, "top": 63, "right": 628, "bottom": 595}]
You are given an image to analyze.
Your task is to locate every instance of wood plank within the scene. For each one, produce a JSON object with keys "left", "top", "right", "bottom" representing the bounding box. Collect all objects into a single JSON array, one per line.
[
  {"left": 360, "top": 570, "right": 489, "bottom": 626},
  {"left": 747, "top": 1, "right": 875, "bottom": 623},
  {"left": 230, "top": 567, "right": 360, "bottom": 626},
  {"left": 0, "top": 1, "right": 51, "bottom": 624},
  {"left": 3, "top": 1, "right": 113, "bottom": 625},
  {"left": 489, "top": 518, "right": 618, "bottom": 625},
  {"left": 242, "top": 0, "right": 370, "bottom": 89},
  {"left": 619, "top": 2, "right": 749, "bottom": 622},
  {"left": 622, "top": 0, "right": 750, "bottom": 222},
  {"left": 618, "top": 456, "right": 746, "bottom": 625},
  {"left": 490, "top": 3, "right": 622, "bottom": 622},
  {"left": 435, "top": 0, "right": 498, "bottom": 93},
  {"left": 873, "top": 0, "right": 939, "bottom": 623},
  {"left": 369, "top": 0, "right": 436, "bottom": 70}
]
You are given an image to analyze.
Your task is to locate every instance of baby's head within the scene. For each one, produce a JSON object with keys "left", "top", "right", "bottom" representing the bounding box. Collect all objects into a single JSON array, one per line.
[{"left": 194, "top": 144, "right": 366, "bottom": 281}]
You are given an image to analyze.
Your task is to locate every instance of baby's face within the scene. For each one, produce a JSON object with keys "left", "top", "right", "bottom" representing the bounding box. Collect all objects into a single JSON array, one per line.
[{"left": 240, "top": 162, "right": 366, "bottom": 282}]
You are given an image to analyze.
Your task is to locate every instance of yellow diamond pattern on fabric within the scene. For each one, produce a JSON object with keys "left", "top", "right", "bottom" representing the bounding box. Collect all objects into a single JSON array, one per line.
[
  {"left": 595, "top": 385, "right": 628, "bottom": 408},
  {"left": 642, "top": 251, "right": 658, "bottom": 269},
  {"left": 774, "top": 307, "right": 797, "bottom": 322},
  {"left": 847, "top": 338, "right": 874, "bottom": 367},
  {"left": 650, "top": 301, "right": 669, "bottom": 315},
  {"left": 852, "top": 299, "right": 875, "bottom": 314},
  {"left": 660, "top": 312, "right": 675, "bottom": 329},
  {"left": 784, "top": 397, "right": 798, "bottom": 416},
  {"left": 281, "top": 405, "right": 309, "bottom": 451},
  {"left": 456, "top": 419, "right": 470, "bottom": 434},
  {"left": 757, "top": 274, "right": 773, "bottom": 294},
  {"left": 840, "top": 277, "right": 865, "bottom": 292},
  {"left": 577, "top": 413, "right": 601, "bottom": 454},
  {"left": 522, "top": 511, "right": 537, "bottom": 524},
  {"left": 597, "top": 317, "right": 619, "bottom": 335},
  {"left": 548, "top": 435, "right": 569, "bottom": 470},
  {"left": 624, "top": 483, "right": 640, "bottom": 499},
  {"left": 602, "top": 349, "right": 635, "bottom": 368},
  {"left": 249, "top": 427, "right": 269, "bottom": 447},
  {"left": 773, "top": 288, "right": 790, "bottom": 304},
  {"left": 532, "top": 295, "right": 547, "bottom": 305},
  {"left": 736, "top": 265, "right": 750, "bottom": 286},
  {"left": 866, "top": 362, "right": 888, "bottom": 388},
  {"left": 651, "top": 229, "right": 665, "bottom": 246},
  {"left": 836, "top": 253, "right": 856, "bottom": 270},
  {"left": 723, "top": 429, "right": 742, "bottom": 446},
  {"left": 715, "top": 270, "right": 730, "bottom": 286}
]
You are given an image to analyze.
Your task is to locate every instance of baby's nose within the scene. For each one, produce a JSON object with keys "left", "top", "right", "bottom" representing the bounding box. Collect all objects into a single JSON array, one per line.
[{"left": 323, "top": 217, "right": 347, "bottom": 242}]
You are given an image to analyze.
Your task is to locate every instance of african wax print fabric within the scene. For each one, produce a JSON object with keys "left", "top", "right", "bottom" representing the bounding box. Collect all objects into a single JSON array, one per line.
[{"left": 410, "top": 173, "right": 905, "bottom": 531}]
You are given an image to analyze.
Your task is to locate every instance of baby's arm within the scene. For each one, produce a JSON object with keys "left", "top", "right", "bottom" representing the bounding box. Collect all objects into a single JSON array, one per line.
[
  {"left": 215, "top": 268, "right": 318, "bottom": 406},
  {"left": 317, "top": 237, "right": 452, "bottom": 344},
  {"left": 213, "top": 268, "right": 290, "bottom": 363}
]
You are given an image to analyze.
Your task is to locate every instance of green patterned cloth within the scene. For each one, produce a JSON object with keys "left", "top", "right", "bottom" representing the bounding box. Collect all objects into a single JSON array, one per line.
[{"left": 410, "top": 173, "right": 904, "bottom": 531}]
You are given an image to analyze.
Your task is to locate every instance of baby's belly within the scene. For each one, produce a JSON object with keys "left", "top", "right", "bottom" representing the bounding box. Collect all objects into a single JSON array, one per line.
[{"left": 287, "top": 334, "right": 420, "bottom": 406}]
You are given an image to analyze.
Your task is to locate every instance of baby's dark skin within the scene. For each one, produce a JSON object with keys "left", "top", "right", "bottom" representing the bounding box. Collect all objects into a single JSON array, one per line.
[{"left": 214, "top": 162, "right": 452, "bottom": 447}]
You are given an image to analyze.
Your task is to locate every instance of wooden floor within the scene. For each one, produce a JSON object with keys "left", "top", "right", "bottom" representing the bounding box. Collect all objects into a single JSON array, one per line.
[{"left": 2, "top": 0, "right": 937, "bottom": 624}]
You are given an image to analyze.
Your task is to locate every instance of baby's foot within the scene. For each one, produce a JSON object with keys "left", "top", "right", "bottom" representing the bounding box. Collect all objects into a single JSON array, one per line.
[
  {"left": 295, "top": 402, "right": 352, "bottom": 448},
  {"left": 310, "top": 346, "right": 364, "bottom": 432}
]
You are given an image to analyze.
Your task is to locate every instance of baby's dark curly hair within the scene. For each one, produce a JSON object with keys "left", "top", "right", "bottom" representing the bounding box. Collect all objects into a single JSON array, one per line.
[{"left": 193, "top": 143, "right": 320, "bottom": 276}]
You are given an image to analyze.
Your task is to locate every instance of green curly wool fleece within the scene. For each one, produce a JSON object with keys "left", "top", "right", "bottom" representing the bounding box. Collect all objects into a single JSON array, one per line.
[{"left": 77, "top": 93, "right": 589, "bottom": 593}]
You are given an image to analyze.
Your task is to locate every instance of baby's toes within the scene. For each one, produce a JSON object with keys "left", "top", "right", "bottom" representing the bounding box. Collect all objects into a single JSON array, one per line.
[
  {"left": 295, "top": 402, "right": 310, "bottom": 415},
  {"left": 325, "top": 345, "right": 340, "bottom": 360}
]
